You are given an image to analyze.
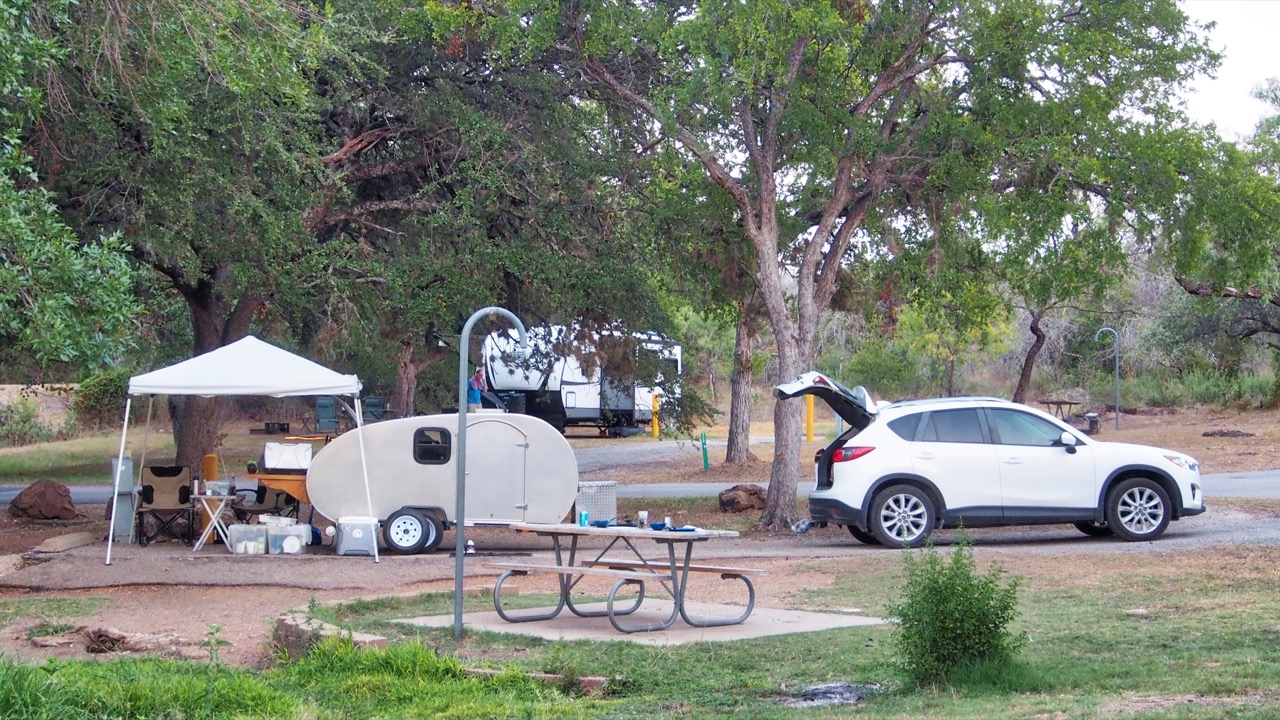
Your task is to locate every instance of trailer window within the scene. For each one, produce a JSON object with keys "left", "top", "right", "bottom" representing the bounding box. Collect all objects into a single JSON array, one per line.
[{"left": 413, "top": 428, "right": 451, "bottom": 465}]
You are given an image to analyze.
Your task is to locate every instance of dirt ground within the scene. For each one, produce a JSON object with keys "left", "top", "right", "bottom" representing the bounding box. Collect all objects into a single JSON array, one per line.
[{"left": 1, "top": 404, "right": 1278, "bottom": 668}]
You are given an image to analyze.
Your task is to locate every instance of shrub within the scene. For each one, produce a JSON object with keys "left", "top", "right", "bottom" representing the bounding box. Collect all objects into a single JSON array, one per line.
[
  {"left": 0, "top": 398, "right": 57, "bottom": 448},
  {"left": 72, "top": 368, "right": 130, "bottom": 429},
  {"left": 836, "top": 339, "right": 927, "bottom": 401},
  {"left": 887, "top": 536, "right": 1025, "bottom": 687}
]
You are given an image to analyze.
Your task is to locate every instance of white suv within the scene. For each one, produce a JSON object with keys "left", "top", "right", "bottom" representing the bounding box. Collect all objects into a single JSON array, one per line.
[{"left": 776, "top": 371, "right": 1206, "bottom": 548}]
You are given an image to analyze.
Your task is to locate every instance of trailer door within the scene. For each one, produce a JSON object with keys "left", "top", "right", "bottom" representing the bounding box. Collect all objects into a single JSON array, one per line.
[{"left": 464, "top": 418, "right": 529, "bottom": 523}]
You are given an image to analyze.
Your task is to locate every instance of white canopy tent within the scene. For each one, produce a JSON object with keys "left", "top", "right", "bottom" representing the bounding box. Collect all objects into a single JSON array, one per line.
[{"left": 106, "top": 336, "right": 377, "bottom": 563}]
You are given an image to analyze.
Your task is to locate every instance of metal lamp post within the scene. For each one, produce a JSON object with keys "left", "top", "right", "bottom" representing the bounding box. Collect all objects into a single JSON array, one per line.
[
  {"left": 1095, "top": 327, "right": 1119, "bottom": 430},
  {"left": 454, "top": 307, "right": 528, "bottom": 641}
]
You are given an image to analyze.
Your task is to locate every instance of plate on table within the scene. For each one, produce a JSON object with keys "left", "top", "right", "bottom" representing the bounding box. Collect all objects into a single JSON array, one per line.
[{"left": 669, "top": 526, "right": 698, "bottom": 532}]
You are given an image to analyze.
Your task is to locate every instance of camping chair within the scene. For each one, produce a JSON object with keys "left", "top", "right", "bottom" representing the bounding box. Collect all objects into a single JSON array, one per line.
[
  {"left": 136, "top": 466, "right": 195, "bottom": 547},
  {"left": 233, "top": 483, "right": 301, "bottom": 522},
  {"left": 362, "top": 396, "right": 387, "bottom": 423},
  {"left": 315, "top": 396, "right": 340, "bottom": 434}
]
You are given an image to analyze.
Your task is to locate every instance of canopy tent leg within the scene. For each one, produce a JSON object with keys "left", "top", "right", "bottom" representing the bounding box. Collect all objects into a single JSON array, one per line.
[
  {"left": 105, "top": 397, "right": 134, "bottom": 565},
  {"left": 353, "top": 398, "right": 378, "bottom": 562}
]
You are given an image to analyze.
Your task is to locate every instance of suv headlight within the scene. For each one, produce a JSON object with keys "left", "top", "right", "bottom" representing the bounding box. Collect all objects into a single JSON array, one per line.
[{"left": 1164, "top": 454, "right": 1199, "bottom": 472}]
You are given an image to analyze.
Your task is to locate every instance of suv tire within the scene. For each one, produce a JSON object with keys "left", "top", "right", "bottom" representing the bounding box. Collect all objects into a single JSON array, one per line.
[
  {"left": 870, "top": 484, "right": 935, "bottom": 549},
  {"left": 1105, "top": 478, "right": 1171, "bottom": 542}
]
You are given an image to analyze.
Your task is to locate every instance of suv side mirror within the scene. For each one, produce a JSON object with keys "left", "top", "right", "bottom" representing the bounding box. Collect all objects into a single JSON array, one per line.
[{"left": 1060, "top": 431, "right": 1078, "bottom": 454}]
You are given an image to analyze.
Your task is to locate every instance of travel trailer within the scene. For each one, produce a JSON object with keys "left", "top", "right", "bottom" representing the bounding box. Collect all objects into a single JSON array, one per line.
[
  {"left": 482, "top": 324, "right": 682, "bottom": 433},
  {"left": 304, "top": 411, "right": 578, "bottom": 554}
]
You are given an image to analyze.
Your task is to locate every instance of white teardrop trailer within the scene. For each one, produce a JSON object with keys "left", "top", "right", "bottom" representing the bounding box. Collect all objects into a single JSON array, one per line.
[{"left": 305, "top": 411, "right": 579, "bottom": 554}]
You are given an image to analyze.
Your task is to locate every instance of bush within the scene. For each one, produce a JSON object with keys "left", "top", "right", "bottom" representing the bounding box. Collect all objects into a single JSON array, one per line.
[
  {"left": 834, "top": 339, "right": 927, "bottom": 401},
  {"left": 72, "top": 368, "right": 130, "bottom": 429},
  {"left": 0, "top": 398, "right": 57, "bottom": 448},
  {"left": 888, "top": 536, "right": 1025, "bottom": 687}
]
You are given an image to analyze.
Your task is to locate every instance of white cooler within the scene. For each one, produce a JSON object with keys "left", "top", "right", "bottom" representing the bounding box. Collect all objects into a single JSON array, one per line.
[{"left": 335, "top": 516, "right": 379, "bottom": 556}]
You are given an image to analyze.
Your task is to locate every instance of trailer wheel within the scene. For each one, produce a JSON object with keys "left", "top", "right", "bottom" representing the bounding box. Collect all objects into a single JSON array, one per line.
[
  {"left": 420, "top": 513, "right": 444, "bottom": 553},
  {"left": 385, "top": 508, "right": 431, "bottom": 554}
]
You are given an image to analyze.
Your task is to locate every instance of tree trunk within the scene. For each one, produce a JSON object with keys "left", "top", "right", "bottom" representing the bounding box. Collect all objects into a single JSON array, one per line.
[
  {"left": 943, "top": 358, "right": 957, "bottom": 397},
  {"left": 171, "top": 280, "right": 262, "bottom": 473},
  {"left": 758, "top": 326, "right": 805, "bottom": 529},
  {"left": 1012, "top": 308, "right": 1046, "bottom": 404},
  {"left": 176, "top": 396, "right": 224, "bottom": 474},
  {"left": 391, "top": 340, "right": 419, "bottom": 418},
  {"left": 725, "top": 310, "right": 757, "bottom": 465}
]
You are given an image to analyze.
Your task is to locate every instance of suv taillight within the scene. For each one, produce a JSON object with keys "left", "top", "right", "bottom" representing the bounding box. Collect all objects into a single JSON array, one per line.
[{"left": 832, "top": 446, "right": 874, "bottom": 462}]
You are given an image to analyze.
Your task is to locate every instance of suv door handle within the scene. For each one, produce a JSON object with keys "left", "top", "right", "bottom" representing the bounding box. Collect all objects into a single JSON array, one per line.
[
  {"left": 915, "top": 452, "right": 935, "bottom": 460},
  {"left": 1004, "top": 458, "right": 1023, "bottom": 465}
]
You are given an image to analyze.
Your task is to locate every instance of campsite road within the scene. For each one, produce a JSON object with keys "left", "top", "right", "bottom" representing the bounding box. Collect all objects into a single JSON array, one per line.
[{"left": 2, "top": 467, "right": 1278, "bottom": 505}]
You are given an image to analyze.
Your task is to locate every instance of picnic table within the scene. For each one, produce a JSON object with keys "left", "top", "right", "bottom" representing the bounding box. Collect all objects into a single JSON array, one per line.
[
  {"left": 1041, "top": 399, "right": 1082, "bottom": 419},
  {"left": 489, "top": 522, "right": 763, "bottom": 634}
]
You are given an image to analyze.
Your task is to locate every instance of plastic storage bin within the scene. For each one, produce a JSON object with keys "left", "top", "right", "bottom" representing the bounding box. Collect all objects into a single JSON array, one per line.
[
  {"left": 335, "top": 516, "right": 379, "bottom": 556},
  {"left": 202, "top": 480, "right": 232, "bottom": 496},
  {"left": 268, "top": 524, "right": 310, "bottom": 555},
  {"left": 228, "top": 524, "right": 268, "bottom": 555}
]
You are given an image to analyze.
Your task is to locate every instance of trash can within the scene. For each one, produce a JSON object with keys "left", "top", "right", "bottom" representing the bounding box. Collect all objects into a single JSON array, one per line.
[
  {"left": 1084, "top": 412, "right": 1101, "bottom": 435},
  {"left": 110, "top": 457, "right": 136, "bottom": 544}
]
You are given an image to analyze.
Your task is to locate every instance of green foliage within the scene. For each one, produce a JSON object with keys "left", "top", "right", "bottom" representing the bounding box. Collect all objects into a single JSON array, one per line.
[
  {"left": 25, "top": 622, "right": 72, "bottom": 640},
  {"left": 888, "top": 536, "right": 1025, "bottom": 687},
  {"left": 201, "top": 624, "right": 230, "bottom": 666},
  {"left": 827, "top": 337, "right": 928, "bottom": 402},
  {"left": 0, "top": 661, "right": 91, "bottom": 720},
  {"left": 896, "top": 301, "right": 1012, "bottom": 396},
  {"left": 0, "top": 398, "right": 57, "bottom": 447},
  {"left": 1103, "top": 369, "right": 1274, "bottom": 409},
  {"left": 0, "top": 596, "right": 105, "bottom": 629},
  {"left": 1138, "top": 293, "right": 1268, "bottom": 376},
  {"left": 71, "top": 369, "right": 129, "bottom": 430},
  {"left": 276, "top": 637, "right": 590, "bottom": 717},
  {"left": 0, "top": 0, "right": 139, "bottom": 371}
]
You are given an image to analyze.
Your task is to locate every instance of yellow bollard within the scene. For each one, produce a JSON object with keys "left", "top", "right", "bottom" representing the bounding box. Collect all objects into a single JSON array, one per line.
[
  {"left": 199, "top": 453, "right": 219, "bottom": 535},
  {"left": 202, "top": 453, "right": 219, "bottom": 482},
  {"left": 806, "top": 394, "right": 814, "bottom": 442},
  {"left": 651, "top": 395, "right": 660, "bottom": 438}
]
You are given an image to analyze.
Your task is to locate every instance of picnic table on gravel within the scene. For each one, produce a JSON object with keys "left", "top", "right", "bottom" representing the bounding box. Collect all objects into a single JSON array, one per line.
[{"left": 488, "top": 522, "right": 764, "bottom": 634}]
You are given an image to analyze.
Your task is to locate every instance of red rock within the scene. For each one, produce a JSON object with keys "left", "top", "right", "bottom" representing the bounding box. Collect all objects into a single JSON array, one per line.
[
  {"left": 718, "top": 483, "right": 767, "bottom": 513},
  {"left": 8, "top": 479, "right": 77, "bottom": 520}
]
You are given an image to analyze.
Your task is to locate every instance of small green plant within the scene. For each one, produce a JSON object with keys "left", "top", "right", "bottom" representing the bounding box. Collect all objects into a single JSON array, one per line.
[
  {"left": 25, "top": 622, "right": 73, "bottom": 640},
  {"left": 887, "top": 534, "right": 1025, "bottom": 687},
  {"left": 201, "top": 624, "right": 230, "bottom": 666}
]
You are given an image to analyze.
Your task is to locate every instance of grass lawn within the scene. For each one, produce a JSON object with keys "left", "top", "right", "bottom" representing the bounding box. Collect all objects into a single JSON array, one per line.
[{"left": 293, "top": 542, "right": 1280, "bottom": 719}]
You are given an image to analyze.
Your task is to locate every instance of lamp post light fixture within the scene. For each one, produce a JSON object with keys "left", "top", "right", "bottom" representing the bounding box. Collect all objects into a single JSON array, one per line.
[
  {"left": 454, "top": 307, "right": 528, "bottom": 641},
  {"left": 1094, "top": 327, "right": 1120, "bottom": 430}
]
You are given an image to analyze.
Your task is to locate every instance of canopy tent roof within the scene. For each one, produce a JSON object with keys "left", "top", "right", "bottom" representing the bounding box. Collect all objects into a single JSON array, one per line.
[{"left": 128, "top": 336, "right": 361, "bottom": 397}]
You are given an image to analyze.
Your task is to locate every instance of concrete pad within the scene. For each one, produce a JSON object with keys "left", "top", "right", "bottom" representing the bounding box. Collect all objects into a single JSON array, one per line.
[{"left": 396, "top": 601, "right": 886, "bottom": 645}]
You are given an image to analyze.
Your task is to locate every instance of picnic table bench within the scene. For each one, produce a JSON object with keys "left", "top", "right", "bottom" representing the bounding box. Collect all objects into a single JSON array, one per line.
[{"left": 488, "top": 522, "right": 760, "bottom": 633}]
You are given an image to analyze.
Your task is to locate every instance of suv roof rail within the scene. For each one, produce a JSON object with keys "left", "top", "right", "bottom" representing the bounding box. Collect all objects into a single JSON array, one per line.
[{"left": 887, "top": 395, "right": 1010, "bottom": 407}]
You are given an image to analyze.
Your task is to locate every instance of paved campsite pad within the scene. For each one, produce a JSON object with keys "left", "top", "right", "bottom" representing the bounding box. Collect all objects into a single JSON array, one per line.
[{"left": 397, "top": 601, "right": 886, "bottom": 645}]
